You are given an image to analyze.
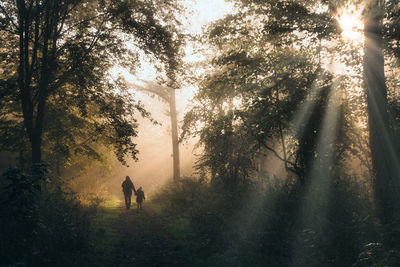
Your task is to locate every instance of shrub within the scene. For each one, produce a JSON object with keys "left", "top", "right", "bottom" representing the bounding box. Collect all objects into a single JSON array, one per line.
[
  {"left": 0, "top": 165, "right": 96, "bottom": 266},
  {"left": 152, "top": 174, "right": 381, "bottom": 266}
]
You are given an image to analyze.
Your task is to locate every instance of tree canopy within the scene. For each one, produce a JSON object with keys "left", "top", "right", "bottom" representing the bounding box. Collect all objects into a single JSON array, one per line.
[
  {"left": 2, "top": 0, "right": 400, "bottom": 266},
  {"left": 0, "top": 0, "right": 183, "bottom": 169}
]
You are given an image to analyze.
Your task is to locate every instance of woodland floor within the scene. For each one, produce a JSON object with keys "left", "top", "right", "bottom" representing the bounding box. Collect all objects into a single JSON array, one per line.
[{"left": 91, "top": 200, "right": 183, "bottom": 267}]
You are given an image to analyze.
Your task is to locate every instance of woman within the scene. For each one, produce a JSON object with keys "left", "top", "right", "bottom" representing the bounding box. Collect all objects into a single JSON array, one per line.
[{"left": 121, "top": 176, "right": 136, "bottom": 209}]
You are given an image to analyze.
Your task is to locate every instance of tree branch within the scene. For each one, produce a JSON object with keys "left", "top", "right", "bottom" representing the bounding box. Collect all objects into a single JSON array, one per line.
[
  {"left": 127, "top": 80, "right": 172, "bottom": 103},
  {"left": 0, "top": 2, "right": 19, "bottom": 30}
]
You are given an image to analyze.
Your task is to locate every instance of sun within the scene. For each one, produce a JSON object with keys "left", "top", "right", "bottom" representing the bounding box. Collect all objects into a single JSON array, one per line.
[{"left": 337, "top": 5, "right": 364, "bottom": 42}]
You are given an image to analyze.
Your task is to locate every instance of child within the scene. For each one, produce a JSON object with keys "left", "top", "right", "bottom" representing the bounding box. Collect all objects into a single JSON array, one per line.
[{"left": 136, "top": 187, "right": 145, "bottom": 210}]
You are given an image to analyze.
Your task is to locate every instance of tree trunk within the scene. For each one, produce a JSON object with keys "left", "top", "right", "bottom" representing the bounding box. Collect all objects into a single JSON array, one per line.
[
  {"left": 363, "top": 7, "right": 399, "bottom": 227},
  {"left": 170, "top": 89, "right": 180, "bottom": 181},
  {"left": 17, "top": 0, "right": 52, "bottom": 166},
  {"left": 30, "top": 131, "right": 43, "bottom": 164},
  {"left": 129, "top": 81, "right": 181, "bottom": 181}
]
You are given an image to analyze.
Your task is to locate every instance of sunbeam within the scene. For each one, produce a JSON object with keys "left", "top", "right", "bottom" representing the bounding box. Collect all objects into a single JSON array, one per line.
[
  {"left": 289, "top": 79, "right": 341, "bottom": 264},
  {"left": 291, "top": 70, "right": 328, "bottom": 136},
  {"left": 222, "top": 69, "right": 338, "bottom": 263},
  {"left": 364, "top": 34, "right": 400, "bottom": 184}
]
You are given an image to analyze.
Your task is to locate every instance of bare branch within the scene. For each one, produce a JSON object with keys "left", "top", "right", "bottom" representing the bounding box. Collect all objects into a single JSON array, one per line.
[{"left": 127, "top": 80, "right": 172, "bottom": 103}]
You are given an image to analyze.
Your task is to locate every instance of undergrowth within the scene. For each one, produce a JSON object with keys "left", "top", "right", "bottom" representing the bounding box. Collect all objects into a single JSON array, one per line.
[
  {"left": 151, "top": 175, "right": 393, "bottom": 266},
  {"left": 0, "top": 165, "right": 110, "bottom": 266}
]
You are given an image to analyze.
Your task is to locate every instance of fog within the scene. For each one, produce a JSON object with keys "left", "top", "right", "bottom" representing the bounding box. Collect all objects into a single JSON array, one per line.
[
  {"left": 105, "top": 89, "right": 197, "bottom": 198},
  {"left": 104, "top": 0, "right": 235, "bottom": 198},
  {"left": 0, "top": 0, "right": 234, "bottom": 200}
]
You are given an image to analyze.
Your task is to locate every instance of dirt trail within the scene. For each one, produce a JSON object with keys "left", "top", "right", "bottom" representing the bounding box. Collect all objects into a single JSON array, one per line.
[{"left": 113, "top": 204, "right": 182, "bottom": 266}]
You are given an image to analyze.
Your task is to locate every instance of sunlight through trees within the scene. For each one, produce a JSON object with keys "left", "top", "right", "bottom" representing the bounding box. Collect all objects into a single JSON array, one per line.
[{"left": 1, "top": 0, "right": 400, "bottom": 266}]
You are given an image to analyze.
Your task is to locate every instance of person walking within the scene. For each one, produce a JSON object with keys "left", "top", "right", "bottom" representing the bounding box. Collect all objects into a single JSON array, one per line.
[
  {"left": 122, "top": 176, "right": 136, "bottom": 209},
  {"left": 136, "top": 187, "right": 145, "bottom": 211}
]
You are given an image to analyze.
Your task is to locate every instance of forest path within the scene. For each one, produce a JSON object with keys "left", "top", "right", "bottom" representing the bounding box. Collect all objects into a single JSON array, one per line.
[{"left": 112, "top": 201, "right": 182, "bottom": 266}]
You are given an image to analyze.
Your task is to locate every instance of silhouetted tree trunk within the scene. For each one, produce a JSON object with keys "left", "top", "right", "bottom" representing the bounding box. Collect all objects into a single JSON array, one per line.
[
  {"left": 169, "top": 89, "right": 181, "bottom": 181},
  {"left": 130, "top": 81, "right": 180, "bottom": 181},
  {"left": 363, "top": 1, "right": 399, "bottom": 228},
  {"left": 16, "top": 0, "right": 59, "bottom": 164}
]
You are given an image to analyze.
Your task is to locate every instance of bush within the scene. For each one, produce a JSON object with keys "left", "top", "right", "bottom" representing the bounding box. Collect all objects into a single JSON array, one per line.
[
  {"left": 152, "top": 174, "right": 382, "bottom": 266},
  {"left": 0, "top": 165, "right": 96, "bottom": 266}
]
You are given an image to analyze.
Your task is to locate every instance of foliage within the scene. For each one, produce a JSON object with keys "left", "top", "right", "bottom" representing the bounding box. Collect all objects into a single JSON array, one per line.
[
  {"left": 0, "top": 166, "right": 98, "bottom": 266},
  {"left": 354, "top": 242, "right": 400, "bottom": 266},
  {"left": 182, "top": 0, "right": 350, "bottom": 187},
  {"left": 384, "top": 0, "right": 400, "bottom": 56},
  {"left": 1, "top": 0, "right": 400, "bottom": 265},
  {"left": 153, "top": 174, "right": 380, "bottom": 266},
  {"left": 0, "top": 0, "right": 183, "bottom": 166}
]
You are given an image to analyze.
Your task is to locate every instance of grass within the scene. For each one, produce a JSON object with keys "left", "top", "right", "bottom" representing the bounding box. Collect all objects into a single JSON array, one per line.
[
  {"left": 89, "top": 197, "right": 123, "bottom": 266},
  {"left": 87, "top": 195, "right": 182, "bottom": 266}
]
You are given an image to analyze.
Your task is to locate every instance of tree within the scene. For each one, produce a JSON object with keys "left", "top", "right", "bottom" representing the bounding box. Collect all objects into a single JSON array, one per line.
[
  {"left": 0, "top": 0, "right": 182, "bottom": 167},
  {"left": 181, "top": 0, "right": 346, "bottom": 187},
  {"left": 129, "top": 80, "right": 181, "bottom": 181},
  {"left": 363, "top": 0, "right": 400, "bottom": 230}
]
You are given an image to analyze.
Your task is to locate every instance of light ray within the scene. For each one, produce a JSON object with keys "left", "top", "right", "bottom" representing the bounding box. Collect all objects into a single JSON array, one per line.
[
  {"left": 222, "top": 69, "right": 335, "bottom": 261},
  {"left": 364, "top": 35, "right": 400, "bottom": 180},
  {"left": 291, "top": 71, "right": 327, "bottom": 136},
  {"left": 289, "top": 79, "right": 341, "bottom": 263}
]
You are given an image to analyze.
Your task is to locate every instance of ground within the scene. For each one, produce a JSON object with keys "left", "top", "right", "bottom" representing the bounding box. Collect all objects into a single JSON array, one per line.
[{"left": 91, "top": 198, "right": 183, "bottom": 267}]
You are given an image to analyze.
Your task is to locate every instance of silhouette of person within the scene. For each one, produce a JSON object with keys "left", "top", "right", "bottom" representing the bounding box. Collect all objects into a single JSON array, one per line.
[
  {"left": 136, "top": 187, "right": 145, "bottom": 210},
  {"left": 122, "top": 176, "right": 136, "bottom": 209}
]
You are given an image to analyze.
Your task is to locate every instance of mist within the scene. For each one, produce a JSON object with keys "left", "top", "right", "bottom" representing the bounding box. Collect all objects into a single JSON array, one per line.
[
  {"left": 103, "top": 89, "right": 197, "bottom": 198},
  {"left": 2, "top": 0, "right": 400, "bottom": 266}
]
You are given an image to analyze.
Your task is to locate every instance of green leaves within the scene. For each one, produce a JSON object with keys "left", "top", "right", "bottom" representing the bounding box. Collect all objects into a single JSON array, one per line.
[
  {"left": 183, "top": 0, "right": 344, "bottom": 185},
  {"left": 0, "top": 0, "right": 184, "bottom": 169},
  {"left": 263, "top": 0, "right": 339, "bottom": 40}
]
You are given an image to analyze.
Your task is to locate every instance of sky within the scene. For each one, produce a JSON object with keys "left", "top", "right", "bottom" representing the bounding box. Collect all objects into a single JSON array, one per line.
[{"left": 182, "top": 0, "right": 235, "bottom": 34}]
